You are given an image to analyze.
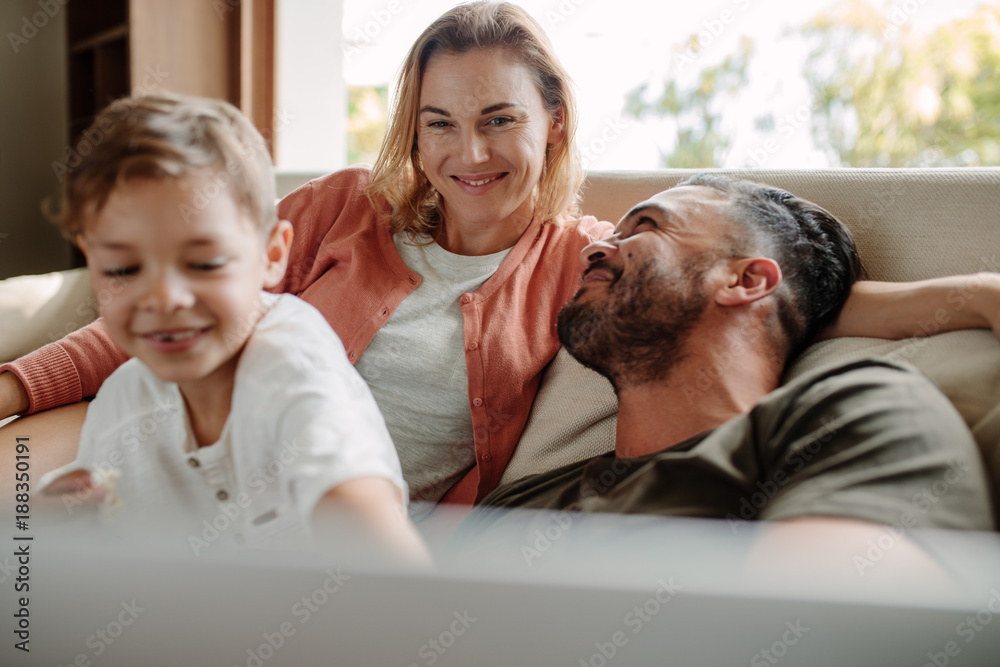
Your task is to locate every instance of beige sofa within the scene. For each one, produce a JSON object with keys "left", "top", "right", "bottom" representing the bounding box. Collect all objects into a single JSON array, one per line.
[{"left": 2, "top": 168, "right": 999, "bottom": 517}]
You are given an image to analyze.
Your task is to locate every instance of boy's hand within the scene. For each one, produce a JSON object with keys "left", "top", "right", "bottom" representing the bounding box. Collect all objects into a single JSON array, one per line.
[{"left": 40, "top": 468, "right": 106, "bottom": 501}]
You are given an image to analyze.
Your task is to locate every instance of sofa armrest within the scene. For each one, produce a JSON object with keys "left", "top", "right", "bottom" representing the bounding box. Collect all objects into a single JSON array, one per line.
[{"left": 0, "top": 268, "right": 96, "bottom": 364}]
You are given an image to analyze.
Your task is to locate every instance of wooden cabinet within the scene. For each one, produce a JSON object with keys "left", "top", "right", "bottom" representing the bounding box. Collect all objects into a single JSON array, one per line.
[{"left": 66, "top": 0, "right": 273, "bottom": 147}]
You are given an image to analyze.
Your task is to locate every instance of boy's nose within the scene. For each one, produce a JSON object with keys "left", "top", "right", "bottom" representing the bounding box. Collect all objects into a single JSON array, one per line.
[{"left": 138, "top": 271, "right": 194, "bottom": 312}]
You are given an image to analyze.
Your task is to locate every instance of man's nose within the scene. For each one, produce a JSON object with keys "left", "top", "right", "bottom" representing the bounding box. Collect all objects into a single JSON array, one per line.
[{"left": 580, "top": 238, "right": 618, "bottom": 267}]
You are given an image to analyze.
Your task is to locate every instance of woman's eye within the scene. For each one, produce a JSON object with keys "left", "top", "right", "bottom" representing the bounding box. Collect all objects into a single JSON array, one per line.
[
  {"left": 103, "top": 266, "right": 138, "bottom": 278},
  {"left": 487, "top": 117, "right": 512, "bottom": 127},
  {"left": 427, "top": 120, "right": 450, "bottom": 129}
]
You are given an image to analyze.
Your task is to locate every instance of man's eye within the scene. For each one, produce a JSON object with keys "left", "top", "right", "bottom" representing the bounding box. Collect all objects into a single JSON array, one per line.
[{"left": 103, "top": 266, "right": 138, "bottom": 278}]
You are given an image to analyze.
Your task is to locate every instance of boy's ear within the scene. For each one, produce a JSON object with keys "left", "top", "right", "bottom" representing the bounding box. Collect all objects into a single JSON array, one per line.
[
  {"left": 262, "top": 220, "right": 293, "bottom": 289},
  {"left": 714, "top": 257, "right": 782, "bottom": 307}
]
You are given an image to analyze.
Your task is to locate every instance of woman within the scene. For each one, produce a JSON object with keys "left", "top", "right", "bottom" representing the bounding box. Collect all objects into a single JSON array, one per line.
[{"left": 1, "top": 1, "right": 998, "bottom": 510}]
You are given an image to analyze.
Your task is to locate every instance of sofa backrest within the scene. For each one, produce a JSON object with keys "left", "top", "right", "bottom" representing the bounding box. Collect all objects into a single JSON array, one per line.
[{"left": 579, "top": 168, "right": 1000, "bottom": 281}]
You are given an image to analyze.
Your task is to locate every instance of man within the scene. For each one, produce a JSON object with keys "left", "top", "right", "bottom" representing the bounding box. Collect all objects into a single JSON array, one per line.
[{"left": 469, "top": 174, "right": 994, "bottom": 536}]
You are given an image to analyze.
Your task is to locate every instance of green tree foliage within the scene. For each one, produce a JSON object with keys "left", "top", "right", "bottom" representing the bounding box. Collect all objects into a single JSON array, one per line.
[
  {"left": 804, "top": 0, "right": 1000, "bottom": 166},
  {"left": 347, "top": 86, "right": 389, "bottom": 165},
  {"left": 625, "top": 37, "right": 753, "bottom": 168}
]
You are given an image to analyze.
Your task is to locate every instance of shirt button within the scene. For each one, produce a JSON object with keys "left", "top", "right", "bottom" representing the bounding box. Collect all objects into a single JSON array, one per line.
[
  {"left": 481, "top": 453, "right": 492, "bottom": 462},
  {"left": 349, "top": 351, "right": 357, "bottom": 359},
  {"left": 469, "top": 342, "right": 478, "bottom": 350},
  {"left": 460, "top": 294, "right": 471, "bottom": 304},
  {"left": 187, "top": 458, "right": 200, "bottom": 468},
  {"left": 217, "top": 490, "right": 229, "bottom": 501},
  {"left": 473, "top": 398, "right": 483, "bottom": 407}
]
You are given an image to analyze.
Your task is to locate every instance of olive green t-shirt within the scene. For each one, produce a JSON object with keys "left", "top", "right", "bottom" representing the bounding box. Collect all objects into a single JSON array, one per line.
[{"left": 468, "top": 360, "right": 995, "bottom": 532}]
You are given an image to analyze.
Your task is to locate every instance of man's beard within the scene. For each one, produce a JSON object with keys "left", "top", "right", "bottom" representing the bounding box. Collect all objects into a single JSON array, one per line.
[{"left": 557, "top": 253, "right": 714, "bottom": 392}]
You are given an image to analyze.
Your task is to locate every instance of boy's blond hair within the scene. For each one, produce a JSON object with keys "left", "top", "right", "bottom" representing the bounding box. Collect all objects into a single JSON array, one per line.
[{"left": 51, "top": 92, "right": 276, "bottom": 236}]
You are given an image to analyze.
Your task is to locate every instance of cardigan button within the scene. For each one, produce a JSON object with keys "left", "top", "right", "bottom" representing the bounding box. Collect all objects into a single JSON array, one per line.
[
  {"left": 473, "top": 398, "right": 483, "bottom": 407},
  {"left": 187, "top": 458, "right": 200, "bottom": 468}
]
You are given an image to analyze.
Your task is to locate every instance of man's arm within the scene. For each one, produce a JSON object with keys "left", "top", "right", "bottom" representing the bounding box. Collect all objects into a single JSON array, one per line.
[
  {"left": 820, "top": 273, "right": 1000, "bottom": 341},
  {"left": 742, "top": 516, "right": 961, "bottom": 594}
]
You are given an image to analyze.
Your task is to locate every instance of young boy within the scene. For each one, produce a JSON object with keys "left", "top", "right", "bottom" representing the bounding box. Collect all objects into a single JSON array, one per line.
[{"left": 37, "top": 92, "right": 427, "bottom": 562}]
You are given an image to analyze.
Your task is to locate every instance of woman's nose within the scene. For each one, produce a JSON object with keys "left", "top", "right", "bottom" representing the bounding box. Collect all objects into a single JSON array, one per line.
[{"left": 461, "top": 129, "right": 490, "bottom": 165}]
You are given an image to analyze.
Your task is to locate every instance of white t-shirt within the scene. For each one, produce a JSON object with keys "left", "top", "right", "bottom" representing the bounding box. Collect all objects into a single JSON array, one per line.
[
  {"left": 39, "top": 293, "right": 405, "bottom": 552},
  {"left": 355, "top": 233, "right": 510, "bottom": 515}
]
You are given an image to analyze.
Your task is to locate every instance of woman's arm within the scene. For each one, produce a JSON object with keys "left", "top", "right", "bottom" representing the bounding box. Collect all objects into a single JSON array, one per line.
[
  {"left": 0, "top": 318, "right": 127, "bottom": 419},
  {"left": 0, "top": 372, "right": 29, "bottom": 419},
  {"left": 821, "top": 273, "right": 1000, "bottom": 341}
]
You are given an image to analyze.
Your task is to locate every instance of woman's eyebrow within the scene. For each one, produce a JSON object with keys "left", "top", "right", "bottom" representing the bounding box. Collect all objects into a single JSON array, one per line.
[
  {"left": 480, "top": 102, "right": 521, "bottom": 114},
  {"left": 419, "top": 105, "right": 450, "bottom": 116},
  {"left": 418, "top": 102, "right": 523, "bottom": 116}
]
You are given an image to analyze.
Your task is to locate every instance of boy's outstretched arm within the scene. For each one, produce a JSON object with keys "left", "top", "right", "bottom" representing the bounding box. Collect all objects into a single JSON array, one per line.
[{"left": 312, "top": 477, "right": 433, "bottom": 568}]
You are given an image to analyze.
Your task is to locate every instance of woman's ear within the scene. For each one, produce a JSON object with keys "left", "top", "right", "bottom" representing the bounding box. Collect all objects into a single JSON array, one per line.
[
  {"left": 262, "top": 220, "right": 294, "bottom": 289},
  {"left": 75, "top": 233, "right": 88, "bottom": 258},
  {"left": 547, "top": 104, "right": 566, "bottom": 146},
  {"left": 715, "top": 257, "right": 782, "bottom": 306}
]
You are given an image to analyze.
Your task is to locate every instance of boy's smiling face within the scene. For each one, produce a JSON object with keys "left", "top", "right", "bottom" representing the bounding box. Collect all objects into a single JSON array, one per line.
[{"left": 78, "top": 171, "right": 290, "bottom": 397}]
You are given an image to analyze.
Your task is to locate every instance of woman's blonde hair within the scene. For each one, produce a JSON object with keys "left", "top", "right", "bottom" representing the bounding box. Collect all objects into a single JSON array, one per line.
[
  {"left": 367, "top": 0, "right": 583, "bottom": 236},
  {"left": 49, "top": 91, "right": 276, "bottom": 237}
]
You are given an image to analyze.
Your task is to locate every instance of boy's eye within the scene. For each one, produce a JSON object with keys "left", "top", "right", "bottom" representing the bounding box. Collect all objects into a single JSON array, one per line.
[
  {"left": 191, "top": 258, "right": 227, "bottom": 271},
  {"left": 103, "top": 266, "right": 138, "bottom": 278}
]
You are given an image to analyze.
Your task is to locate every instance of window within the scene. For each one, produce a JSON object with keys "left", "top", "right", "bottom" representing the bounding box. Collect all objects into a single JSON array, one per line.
[{"left": 275, "top": 0, "right": 1000, "bottom": 179}]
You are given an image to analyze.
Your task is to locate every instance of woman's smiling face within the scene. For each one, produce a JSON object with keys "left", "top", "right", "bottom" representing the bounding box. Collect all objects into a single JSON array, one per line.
[{"left": 416, "top": 48, "right": 564, "bottom": 241}]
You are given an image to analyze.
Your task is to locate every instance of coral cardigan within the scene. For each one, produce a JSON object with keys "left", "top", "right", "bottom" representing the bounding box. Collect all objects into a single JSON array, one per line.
[{"left": 3, "top": 166, "right": 613, "bottom": 505}]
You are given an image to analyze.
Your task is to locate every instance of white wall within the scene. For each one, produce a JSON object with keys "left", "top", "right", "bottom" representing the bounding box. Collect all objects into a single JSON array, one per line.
[{"left": 0, "top": 0, "right": 72, "bottom": 279}]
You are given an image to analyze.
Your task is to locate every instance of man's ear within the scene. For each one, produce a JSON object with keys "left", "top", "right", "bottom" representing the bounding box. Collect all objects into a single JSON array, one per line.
[
  {"left": 715, "top": 257, "right": 782, "bottom": 306},
  {"left": 262, "top": 220, "right": 293, "bottom": 289}
]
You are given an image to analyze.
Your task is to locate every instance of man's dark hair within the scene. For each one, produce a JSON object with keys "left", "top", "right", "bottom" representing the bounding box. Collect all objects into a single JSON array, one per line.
[{"left": 679, "top": 173, "right": 864, "bottom": 359}]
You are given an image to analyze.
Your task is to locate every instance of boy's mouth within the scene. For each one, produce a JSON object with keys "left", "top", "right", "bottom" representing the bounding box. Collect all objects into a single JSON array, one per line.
[{"left": 148, "top": 329, "right": 205, "bottom": 342}]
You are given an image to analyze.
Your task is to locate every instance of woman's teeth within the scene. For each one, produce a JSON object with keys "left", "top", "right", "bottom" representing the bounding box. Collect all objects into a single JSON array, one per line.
[{"left": 461, "top": 176, "right": 499, "bottom": 186}]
